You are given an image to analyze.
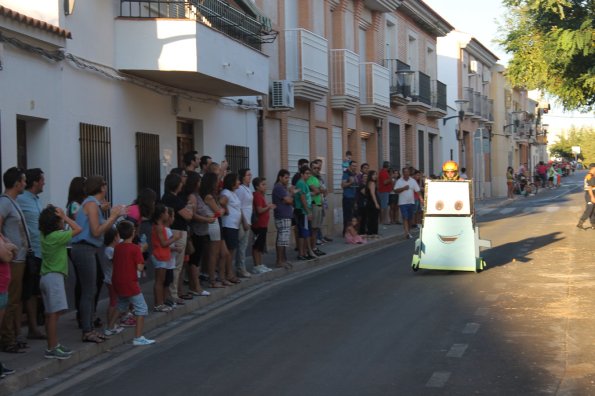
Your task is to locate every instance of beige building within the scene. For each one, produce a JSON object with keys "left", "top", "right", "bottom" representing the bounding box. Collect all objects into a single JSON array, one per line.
[{"left": 256, "top": 0, "right": 453, "bottom": 235}]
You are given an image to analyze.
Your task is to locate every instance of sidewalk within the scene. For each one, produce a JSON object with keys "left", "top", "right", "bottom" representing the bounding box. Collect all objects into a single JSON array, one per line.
[{"left": 0, "top": 221, "right": 417, "bottom": 394}]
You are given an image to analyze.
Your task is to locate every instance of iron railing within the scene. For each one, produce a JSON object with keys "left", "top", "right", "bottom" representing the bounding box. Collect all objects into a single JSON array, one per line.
[
  {"left": 463, "top": 87, "right": 474, "bottom": 113},
  {"left": 80, "top": 123, "right": 113, "bottom": 203},
  {"left": 120, "top": 0, "right": 277, "bottom": 50},
  {"left": 473, "top": 91, "right": 481, "bottom": 116},
  {"left": 136, "top": 132, "right": 161, "bottom": 197},
  {"left": 488, "top": 99, "right": 494, "bottom": 121},
  {"left": 415, "top": 71, "right": 431, "bottom": 106},
  {"left": 382, "top": 59, "right": 412, "bottom": 97},
  {"left": 431, "top": 80, "right": 447, "bottom": 110}
]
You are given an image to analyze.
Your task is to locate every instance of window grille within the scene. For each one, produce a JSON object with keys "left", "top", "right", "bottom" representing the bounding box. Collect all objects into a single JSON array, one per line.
[
  {"left": 136, "top": 132, "right": 161, "bottom": 197},
  {"left": 225, "top": 145, "right": 249, "bottom": 174},
  {"left": 80, "top": 123, "right": 112, "bottom": 202}
]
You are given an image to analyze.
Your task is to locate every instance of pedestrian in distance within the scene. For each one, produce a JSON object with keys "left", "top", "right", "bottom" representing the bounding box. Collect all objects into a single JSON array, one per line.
[
  {"left": 252, "top": 177, "right": 275, "bottom": 272},
  {"left": 272, "top": 169, "right": 294, "bottom": 268},
  {"left": 394, "top": 167, "right": 423, "bottom": 240},
  {"left": 234, "top": 168, "right": 253, "bottom": 278},
  {"left": 38, "top": 205, "right": 82, "bottom": 359},
  {"left": 344, "top": 217, "right": 366, "bottom": 244},
  {"left": 111, "top": 220, "right": 155, "bottom": 346},
  {"left": 219, "top": 173, "right": 242, "bottom": 284},
  {"left": 506, "top": 167, "right": 515, "bottom": 199},
  {"left": 577, "top": 163, "right": 595, "bottom": 230},
  {"left": 341, "top": 160, "right": 358, "bottom": 234},
  {"left": 100, "top": 227, "right": 125, "bottom": 335},
  {"left": 0, "top": 233, "right": 18, "bottom": 375},
  {"left": 365, "top": 170, "right": 381, "bottom": 238}
]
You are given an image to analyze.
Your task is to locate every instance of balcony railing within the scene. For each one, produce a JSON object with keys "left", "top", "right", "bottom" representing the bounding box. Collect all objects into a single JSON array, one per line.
[
  {"left": 481, "top": 95, "right": 488, "bottom": 119},
  {"left": 285, "top": 29, "right": 329, "bottom": 101},
  {"left": 359, "top": 62, "right": 390, "bottom": 118},
  {"left": 382, "top": 59, "right": 412, "bottom": 97},
  {"left": 488, "top": 99, "right": 494, "bottom": 121},
  {"left": 120, "top": 0, "right": 277, "bottom": 50},
  {"left": 331, "top": 49, "right": 360, "bottom": 109},
  {"left": 463, "top": 87, "right": 474, "bottom": 114},
  {"left": 412, "top": 71, "right": 431, "bottom": 105},
  {"left": 431, "top": 80, "right": 447, "bottom": 111},
  {"left": 473, "top": 91, "right": 481, "bottom": 116}
]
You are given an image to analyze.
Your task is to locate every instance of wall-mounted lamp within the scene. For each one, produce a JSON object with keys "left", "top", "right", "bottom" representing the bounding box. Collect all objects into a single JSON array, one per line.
[
  {"left": 246, "top": 70, "right": 255, "bottom": 76},
  {"left": 222, "top": 62, "right": 231, "bottom": 68},
  {"left": 503, "top": 110, "right": 527, "bottom": 133},
  {"left": 442, "top": 99, "right": 469, "bottom": 126}
]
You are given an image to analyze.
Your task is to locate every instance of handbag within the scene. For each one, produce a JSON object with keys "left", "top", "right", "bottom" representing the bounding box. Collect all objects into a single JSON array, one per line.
[{"left": 1, "top": 195, "right": 39, "bottom": 275}]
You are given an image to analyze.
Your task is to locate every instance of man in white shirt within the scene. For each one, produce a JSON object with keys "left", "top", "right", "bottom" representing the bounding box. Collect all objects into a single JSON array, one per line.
[{"left": 394, "top": 167, "right": 423, "bottom": 239}]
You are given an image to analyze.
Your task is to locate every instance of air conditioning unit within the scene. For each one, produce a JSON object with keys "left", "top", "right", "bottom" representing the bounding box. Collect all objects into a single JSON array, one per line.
[
  {"left": 469, "top": 60, "right": 479, "bottom": 74},
  {"left": 269, "top": 80, "right": 295, "bottom": 110}
]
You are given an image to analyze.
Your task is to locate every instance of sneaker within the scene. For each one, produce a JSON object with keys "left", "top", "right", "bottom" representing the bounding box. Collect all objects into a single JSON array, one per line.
[
  {"left": 154, "top": 305, "right": 173, "bottom": 313},
  {"left": 0, "top": 363, "right": 15, "bottom": 377},
  {"left": 237, "top": 269, "right": 252, "bottom": 278},
  {"left": 323, "top": 236, "right": 334, "bottom": 242},
  {"left": 132, "top": 336, "right": 155, "bottom": 346},
  {"left": 406, "top": 233, "right": 413, "bottom": 239},
  {"left": 260, "top": 265, "right": 273, "bottom": 273},
  {"left": 104, "top": 326, "right": 125, "bottom": 336},
  {"left": 164, "top": 300, "right": 178, "bottom": 309},
  {"left": 120, "top": 315, "right": 137, "bottom": 327},
  {"left": 56, "top": 344, "right": 73, "bottom": 355},
  {"left": 297, "top": 255, "right": 308, "bottom": 261},
  {"left": 316, "top": 239, "right": 324, "bottom": 245},
  {"left": 45, "top": 346, "right": 72, "bottom": 360},
  {"left": 313, "top": 249, "right": 326, "bottom": 256}
]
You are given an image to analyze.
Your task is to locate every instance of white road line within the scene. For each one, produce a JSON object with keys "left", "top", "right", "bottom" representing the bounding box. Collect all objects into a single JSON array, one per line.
[
  {"left": 500, "top": 207, "right": 516, "bottom": 215},
  {"left": 426, "top": 371, "right": 451, "bottom": 388},
  {"left": 462, "top": 322, "right": 481, "bottom": 334},
  {"left": 546, "top": 206, "right": 560, "bottom": 213},
  {"left": 485, "top": 294, "right": 499, "bottom": 302},
  {"left": 475, "top": 307, "right": 489, "bottom": 316},
  {"left": 446, "top": 343, "right": 468, "bottom": 358}
]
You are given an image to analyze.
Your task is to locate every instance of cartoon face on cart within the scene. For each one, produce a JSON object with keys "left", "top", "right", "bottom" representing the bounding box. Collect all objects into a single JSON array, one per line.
[{"left": 424, "top": 181, "right": 473, "bottom": 246}]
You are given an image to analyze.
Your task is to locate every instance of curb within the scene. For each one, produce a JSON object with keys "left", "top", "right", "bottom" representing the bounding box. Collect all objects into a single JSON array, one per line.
[{"left": 1, "top": 232, "right": 403, "bottom": 394}]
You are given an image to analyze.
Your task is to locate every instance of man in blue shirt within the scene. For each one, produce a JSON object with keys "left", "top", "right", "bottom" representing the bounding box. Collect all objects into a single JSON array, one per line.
[
  {"left": 16, "top": 168, "right": 46, "bottom": 340},
  {"left": 341, "top": 160, "right": 358, "bottom": 233}
]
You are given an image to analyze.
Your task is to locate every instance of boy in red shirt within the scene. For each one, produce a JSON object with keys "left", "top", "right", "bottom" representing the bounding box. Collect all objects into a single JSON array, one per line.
[{"left": 111, "top": 221, "right": 155, "bottom": 346}]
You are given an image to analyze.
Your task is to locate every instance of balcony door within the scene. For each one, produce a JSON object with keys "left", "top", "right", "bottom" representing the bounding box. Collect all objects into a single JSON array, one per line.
[{"left": 177, "top": 120, "right": 194, "bottom": 169}]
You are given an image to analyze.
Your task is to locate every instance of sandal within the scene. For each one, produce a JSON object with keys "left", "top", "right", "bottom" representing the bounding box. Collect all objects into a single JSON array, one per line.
[
  {"left": 16, "top": 340, "right": 30, "bottom": 349},
  {"left": 221, "top": 280, "right": 233, "bottom": 286},
  {"left": 94, "top": 331, "right": 109, "bottom": 340},
  {"left": 209, "top": 282, "right": 225, "bottom": 288},
  {"left": 227, "top": 278, "right": 241, "bottom": 284},
  {"left": 179, "top": 293, "right": 194, "bottom": 300},
  {"left": 2, "top": 343, "right": 26, "bottom": 353},
  {"left": 82, "top": 333, "right": 104, "bottom": 344}
]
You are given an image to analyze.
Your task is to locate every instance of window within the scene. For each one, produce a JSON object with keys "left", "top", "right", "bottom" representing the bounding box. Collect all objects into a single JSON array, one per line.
[
  {"left": 17, "top": 119, "right": 27, "bottom": 169},
  {"left": 389, "top": 123, "right": 400, "bottom": 169},
  {"left": 332, "top": 127, "right": 343, "bottom": 190},
  {"left": 417, "top": 130, "right": 425, "bottom": 172},
  {"left": 287, "top": 117, "right": 309, "bottom": 175},
  {"left": 428, "top": 134, "right": 435, "bottom": 175},
  {"left": 80, "top": 122, "right": 112, "bottom": 201},
  {"left": 225, "top": 145, "right": 249, "bottom": 173},
  {"left": 176, "top": 120, "right": 194, "bottom": 169},
  {"left": 136, "top": 132, "right": 160, "bottom": 197},
  {"left": 361, "top": 139, "right": 367, "bottom": 163}
]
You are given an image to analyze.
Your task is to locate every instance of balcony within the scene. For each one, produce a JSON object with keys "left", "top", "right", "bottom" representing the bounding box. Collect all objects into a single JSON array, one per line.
[
  {"left": 407, "top": 71, "right": 432, "bottom": 113},
  {"left": 285, "top": 29, "right": 329, "bottom": 102},
  {"left": 383, "top": 59, "right": 412, "bottom": 105},
  {"left": 362, "top": 0, "right": 401, "bottom": 12},
  {"left": 487, "top": 99, "right": 494, "bottom": 122},
  {"left": 480, "top": 95, "right": 489, "bottom": 121},
  {"left": 426, "top": 80, "right": 447, "bottom": 119},
  {"left": 116, "top": 0, "right": 273, "bottom": 96},
  {"left": 463, "top": 87, "right": 474, "bottom": 115},
  {"left": 359, "top": 63, "right": 390, "bottom": 119},
  {"left": 472, "top": 91, "right": 482, "bottom": 120},
  {"left": 330, "top": 49, "right": 360, "bottom": 110}
]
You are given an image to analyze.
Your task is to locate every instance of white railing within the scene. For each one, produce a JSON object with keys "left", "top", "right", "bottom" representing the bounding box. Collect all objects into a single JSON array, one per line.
[
  {"left": 331, "top": 49, "right": 360, "bottom": 98},
  {"left": 285, "top": 29, "right": 328, "bottom": 88},
  {"left": 359, "top": 62, "right": 390, "bottom": 108}
]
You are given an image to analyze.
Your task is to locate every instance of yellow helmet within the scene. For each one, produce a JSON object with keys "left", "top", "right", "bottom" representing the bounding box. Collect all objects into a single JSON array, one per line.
[{"left": 442, "top": 161, "right": 460, "bottom": 180}]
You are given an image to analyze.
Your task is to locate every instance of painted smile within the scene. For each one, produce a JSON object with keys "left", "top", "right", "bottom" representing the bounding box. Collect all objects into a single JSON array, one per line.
[{"left": 437, "top": 232, "right": 461, "bottom": 244}]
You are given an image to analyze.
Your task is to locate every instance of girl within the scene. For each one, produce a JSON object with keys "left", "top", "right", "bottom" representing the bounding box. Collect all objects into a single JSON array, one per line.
[
  {"left": 506, "top": 167, "right": 514, "bottom": 199},
  {"left": 39, "top": 205, "right": 82, "bottom": 357},
  {"left": 365, "top": 170, "right": 380, "bottom": 238},
  {"left": 344, "top": 217, "right": 366, "bottom": 244},
  {"left": 252, "top": 177, "right": 275, "bottom": 271},
  {"left": 151, "top": 204, "right": 181, "bottom": 312}
]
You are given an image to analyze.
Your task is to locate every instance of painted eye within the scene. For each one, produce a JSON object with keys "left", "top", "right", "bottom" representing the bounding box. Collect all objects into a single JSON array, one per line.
[
  {"left": 435, "top": 200, "right": 444, "bottom": 211},
  {"left": 454, "top": 200, "right": 464, "bottom": 211}
]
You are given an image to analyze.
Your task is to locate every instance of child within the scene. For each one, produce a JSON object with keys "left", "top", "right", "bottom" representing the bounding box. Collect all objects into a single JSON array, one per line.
[
  {"left": 344, "top": 217, "right": 366, "bottom": 244},
  {"left": 111, "top": 220, "right": 155, "bottom": 346},
  {"left": 165, "top": 207, "right": 183, "bottom": 307},
  {"left": 102, "top": 227, "right": 125, "bottom": 336},
  {"left": 1, "top": 234, "right": 18, "bottom": 374},
  {"left": 39, "top": 205, "right": 82, "bottom": 358},
  {"left": 252, "top": 177, "right": 275, "bottom": 272},
  {"left": 151, "top": 204, "right": 180, "bottom": 312}
]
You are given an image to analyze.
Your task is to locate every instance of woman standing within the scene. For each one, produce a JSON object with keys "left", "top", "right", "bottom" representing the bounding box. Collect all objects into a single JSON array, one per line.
[
  {"left": 161, "top": 173, "right": 193, "bottom": 304},
  {"left": 389, "top": 169, "right": 401, "bottom": 224},
  {"left": 70, "top": 175, "right": 124, "bottom": 343},
  {"left": 234, "top": 168, "right": 253, "bottom": 278},
  {"left": 219, "top": 173, "right": 242, "bottom": 285},
  {"left": 506, "top": 166, "right": 514, "bottom": 199},
  {"left": 365, "top": 170, "right": 380, "bottom": 238},
  {"left": 272, "top": 169, "right": 294, "bottom": 268}
]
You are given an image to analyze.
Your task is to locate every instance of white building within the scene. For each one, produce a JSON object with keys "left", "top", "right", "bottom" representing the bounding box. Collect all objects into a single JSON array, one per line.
[{"left": 0, "top": 0, "right": 273, "bottom": 206}]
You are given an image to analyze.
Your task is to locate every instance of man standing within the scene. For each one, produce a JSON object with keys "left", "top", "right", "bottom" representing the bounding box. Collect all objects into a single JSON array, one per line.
[
  {"left": 183, "top": 151, "right": 199, "bottom": 174},
  {"left": 341, "top": 160, "right": 358, "bottom": 232},
  {"left": 198, "top": 156, "right": 212, "bottom": 177},
  {"left": 307, "top": 160, "right": 326, "bottom": 256},
  {"left": 394, "top": 167, "right": 423, "bottom": 239},
  {"left": 577, "top": 163, "right": 595, "bottom": 230},
  {"left": 378, "top": 161, "right": 392, "bottom": 225},
  {"left": 0, "top": 167, "right": 29, "bottom": 352},
  {"left": 16, "top": 168, "right": 46, "bottom": 340}
]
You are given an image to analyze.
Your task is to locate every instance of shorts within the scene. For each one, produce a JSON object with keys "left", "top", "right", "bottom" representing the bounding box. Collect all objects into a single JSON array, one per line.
[
  {"left": 414, "top": 200, "right": 421, "bottom": 213},
  {"left": 40, "top": 272, "right": 68, "bottom": 314},
  {"left": 105, "top": 282, "right": 117, "bottom": 308},
  {"left": 0, "top": 293, "right": 7, "bottom": 310},
  {"left": 399, "top": 204, "right": 416, "bottom": 222},
  {"left": 22, "top": 256, "right": 42, "bottom": 301},
  {"left": 311, "top": 205, "right": 323, "bottom": 228},
  {"left": 189, "top": 234, "right": 208, "bottom": 266},
  {"left": 117, "top": 293, "right": 148, "bottom": 317},
  {"left": 151, "top": 255, "right": 169, "bottom": 269},
  {"left": 379, "top": 192, "right": 389, "bottom": 209},
  {"left": 389, "top": 194, "right": 398, "bottom": 205},
  {"left": 207, "top": 221, "right": 221, "bottom": 241},
  {"left": 222, "top": 227, "right": 239, "bottom": 251},
  {"left": 252, "top": 227, "right": 268, "bottom": 252},
  {"left": 296, "top": 213, "right": 311, "bottom": 238},
  {"left": 275, "top": 218, "right": 292, "bottom": 247}
]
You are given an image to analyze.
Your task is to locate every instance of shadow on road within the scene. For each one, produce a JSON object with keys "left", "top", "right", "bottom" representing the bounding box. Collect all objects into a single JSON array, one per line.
[{"left": 482, "top": 231, "right": 564, "bottom": 270}]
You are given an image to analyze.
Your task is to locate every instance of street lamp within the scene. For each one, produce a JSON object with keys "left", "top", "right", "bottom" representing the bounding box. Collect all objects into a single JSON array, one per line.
[
  {"left": 442, "top": 99, "right": 469, "bottom": 127},
  {"left": 503, "top": 111, "right": 527, "bottom": 134},
  {"left": 395, "top": 70, "right": 415, "bottom": 97}
]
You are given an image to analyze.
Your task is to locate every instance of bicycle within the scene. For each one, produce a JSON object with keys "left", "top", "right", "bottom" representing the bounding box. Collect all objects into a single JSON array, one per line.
[{"left": 513, "top": 174, "right": 538, "bottom": 196}]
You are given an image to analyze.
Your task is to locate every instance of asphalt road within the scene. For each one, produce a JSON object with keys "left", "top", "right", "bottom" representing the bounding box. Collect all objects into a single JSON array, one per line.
[{"left": 24, "top": 172, "right": 595, "bottom": 396}]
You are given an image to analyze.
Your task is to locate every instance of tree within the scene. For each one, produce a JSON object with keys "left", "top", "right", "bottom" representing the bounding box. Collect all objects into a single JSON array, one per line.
[
  {"left": 549, "top": 125, "right": 595, "bottom": 163},
  {"left": 500, "top": 0, "right": 595, "bottom": 111}
]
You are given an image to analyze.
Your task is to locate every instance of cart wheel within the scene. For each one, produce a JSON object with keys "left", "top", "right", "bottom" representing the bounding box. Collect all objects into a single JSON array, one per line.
[
  {"left": 476, "top": 259, "right": 486, "bottom": 273},
  {"left": 412, "top": 255, "right": 420, "bottom": 272}
]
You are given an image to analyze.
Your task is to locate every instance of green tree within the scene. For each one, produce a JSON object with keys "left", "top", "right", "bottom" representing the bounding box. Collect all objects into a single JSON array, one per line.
[
  {"left": 549, "top": 125, "right": 595, "bottom": 162},
  {"left": 500, "top": 0, "right": 595, "bottom": 111}
]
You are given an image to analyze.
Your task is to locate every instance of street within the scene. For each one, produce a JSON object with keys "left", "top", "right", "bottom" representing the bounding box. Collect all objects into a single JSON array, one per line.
[{"left": 19, "top": 172, "right": 595, "bottom": 396}]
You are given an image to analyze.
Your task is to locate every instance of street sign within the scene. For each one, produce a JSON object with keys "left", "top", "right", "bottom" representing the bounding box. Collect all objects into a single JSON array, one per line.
[{"left": 572, "top": 146, "right": 581, "bottom": 154}]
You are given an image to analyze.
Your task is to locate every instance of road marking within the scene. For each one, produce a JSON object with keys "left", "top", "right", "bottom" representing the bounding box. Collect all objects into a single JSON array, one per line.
[
  {"left": 546, "top": 206, "right": 560, "bottom": 213},
  {"left": 446, "top": 343, "right": 468, "bottom": 358},
  {"left": 426, "top": 371, "right": 451, "bottom": 388},
  {"left": 475, "top": 307, "right": 489, "bottom": 316},
  {"left": 462, "top": 322, "right": 480, "bottom": 334},
  {"left": 500, "top": 207, "right": 516, "bottom": 215},
  {"left": 485, "top": 294, "right": 499, "bottom": 302}
]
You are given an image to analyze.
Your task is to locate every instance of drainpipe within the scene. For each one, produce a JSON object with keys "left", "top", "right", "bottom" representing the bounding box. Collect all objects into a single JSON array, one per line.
[
  {"left": 376, "top": 118, "right": 383, "bottom": 166},
  {"left": 257, "top": 97, "right": 264, "bottom": 177}
]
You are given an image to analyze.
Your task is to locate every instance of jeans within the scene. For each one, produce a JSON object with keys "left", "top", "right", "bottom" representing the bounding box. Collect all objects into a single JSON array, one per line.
[
  {"left": 70, "top": 244, "right": 99, "bottom": 334},
  {"left": 169, "top": 231, "right": 187, "bottom": 300},
  {"left": 342, "top": 197, "right": 355, "bottom": 231},
  {"left": 579, "top": 201, "right": 595, "bottom": 225},
  {"left": 235, "top": 226, "right": 251, "bottom": 272}
]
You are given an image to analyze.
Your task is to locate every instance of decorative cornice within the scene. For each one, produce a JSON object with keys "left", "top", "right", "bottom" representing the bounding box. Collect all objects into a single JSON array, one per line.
[
  {"left": 0, "top": 6, "right": 72, "bottom": 39},
  {"left": 399, "top": 0, "right": 454, "bottom": 37},
  {"left": 464, "top": 38, "right": 499, "bottom": 65}
]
